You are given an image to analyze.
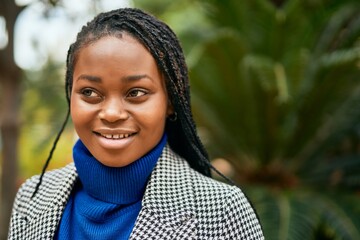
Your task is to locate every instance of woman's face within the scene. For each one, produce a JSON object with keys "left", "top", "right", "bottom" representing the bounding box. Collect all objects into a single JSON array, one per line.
[{"left": 71, "top": 35, "right": 172, "bottom": 167}]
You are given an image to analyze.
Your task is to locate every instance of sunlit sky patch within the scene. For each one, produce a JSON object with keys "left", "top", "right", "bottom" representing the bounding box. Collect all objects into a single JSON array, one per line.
[{"left": 11, "top": 0, "right": 130, "bottom": 70}]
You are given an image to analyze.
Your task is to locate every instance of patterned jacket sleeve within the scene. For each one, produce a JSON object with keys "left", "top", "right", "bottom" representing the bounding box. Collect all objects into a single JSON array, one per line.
[
  {"left": 222, "top": 186, "right": 264, "bottom": 240},
  {"left": 8, "top": 177, "right": 34, "bottom": 238}
]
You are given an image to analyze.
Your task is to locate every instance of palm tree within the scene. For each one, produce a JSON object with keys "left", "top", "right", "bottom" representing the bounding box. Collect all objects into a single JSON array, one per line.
[
  {"left": 136, "top": 0, "right": 360, "bottom": 239},
  {"left": 187, "top": 0, "right": 360, "bottom": 239}
]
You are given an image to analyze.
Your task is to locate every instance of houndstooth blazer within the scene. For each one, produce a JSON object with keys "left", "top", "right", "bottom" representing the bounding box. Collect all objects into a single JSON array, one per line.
[{"left": 8, "top": 145, "right": 264, "bottom": 240}]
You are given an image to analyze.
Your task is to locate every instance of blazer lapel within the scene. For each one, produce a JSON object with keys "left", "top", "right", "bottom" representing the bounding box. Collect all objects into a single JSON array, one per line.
[
  {"left": 130, "top": 145, "right": 197, "bottom": 239},
  {"left": 23, "top": 164, "right": 78, "bottom": 239}
]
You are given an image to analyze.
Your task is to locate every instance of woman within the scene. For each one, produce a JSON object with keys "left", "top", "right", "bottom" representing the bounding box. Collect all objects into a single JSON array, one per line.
[{"left": 9, "top": 8, "right": 264, "bottom": 239}]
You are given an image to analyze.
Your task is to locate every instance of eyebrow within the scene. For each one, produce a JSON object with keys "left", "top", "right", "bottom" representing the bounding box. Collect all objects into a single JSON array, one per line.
[
  {"left": 76, "top": 74, "right": 101, "bottom": 82},
  {"left": 122, "top": 74, "right": 154, "bottom": 83},
  {"left": 76, "top": 74, "right": 153, "bottom": 83}
]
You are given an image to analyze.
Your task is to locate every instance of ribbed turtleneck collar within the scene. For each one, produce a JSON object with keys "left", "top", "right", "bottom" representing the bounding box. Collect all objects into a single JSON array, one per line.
[{"left": 73, "top": 134, "right": 167, "bottom": 205}]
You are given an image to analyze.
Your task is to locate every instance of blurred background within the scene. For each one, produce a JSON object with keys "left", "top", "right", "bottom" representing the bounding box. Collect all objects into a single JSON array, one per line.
[{"left": 1, "top": 0, "right": 360, "bottom": 239}]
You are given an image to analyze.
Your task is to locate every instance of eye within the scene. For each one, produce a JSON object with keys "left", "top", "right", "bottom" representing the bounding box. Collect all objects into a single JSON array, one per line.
[
  {"left": 127, "top": 89, "right": 147, "bottom": 98},
  {"left": 81, "top": 88, "right": 100, "bottom": 98}
]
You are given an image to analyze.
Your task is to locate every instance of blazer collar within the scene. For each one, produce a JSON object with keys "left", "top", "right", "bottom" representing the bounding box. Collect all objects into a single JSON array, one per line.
[{"left": 130, "top": 145, "right": 197, "bottom": 239}]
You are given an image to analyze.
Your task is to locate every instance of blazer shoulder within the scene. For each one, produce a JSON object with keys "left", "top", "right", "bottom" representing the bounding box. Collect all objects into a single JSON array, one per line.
[
  {"left": 12, "top": 163, "right": 77, "bottom": 216},
  {"left": 188, "top": 168, "right": 264, "bottom": 239},
  {"left": 188, "top": 165, "right": 239, "bottom": 198}
]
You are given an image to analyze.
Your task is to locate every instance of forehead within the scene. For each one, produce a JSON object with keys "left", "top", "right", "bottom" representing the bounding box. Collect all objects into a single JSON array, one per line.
[
  {"left": 75, "top": 31, "right": 151, "bottom": 64},
  {"left": 73, "top": 35, "right": 166, "bottom": 86},
  {"left": 81, "top": 33, "right": 144, "bottom": 56},
  {"left": 76, "top": 35, "right": 151, "bottom": 68}
]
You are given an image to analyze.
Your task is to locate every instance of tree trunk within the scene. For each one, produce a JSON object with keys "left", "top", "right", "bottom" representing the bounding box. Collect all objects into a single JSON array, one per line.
[
  {"left": 0, "top": 1, "right": 23, "bottom": 239},
  {"left": 0, "top": 73, "right": 21, "bottom": 240}
]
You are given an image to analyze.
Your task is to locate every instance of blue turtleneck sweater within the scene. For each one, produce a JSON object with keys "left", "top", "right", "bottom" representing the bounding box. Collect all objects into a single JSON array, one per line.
[{"left": 55, "top": 134, "right": 167, "bottom": 240}]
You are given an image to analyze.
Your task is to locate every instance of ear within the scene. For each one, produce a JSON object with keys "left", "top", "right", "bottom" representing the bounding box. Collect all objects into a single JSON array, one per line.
[{"left": 166, "top": 101, "right": 174, "bottom": 116}]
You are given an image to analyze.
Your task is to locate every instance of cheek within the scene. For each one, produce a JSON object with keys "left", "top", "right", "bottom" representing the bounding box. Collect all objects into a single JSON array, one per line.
[
  {"left": 70, "top": 97, "right": 77, "bottom": 122},
  {"left": 70, "top": 96, "right": 80, "bottom": 120},
  {"left": 70, "top": 96, "right": 91, "bottom": 126},
  {"left": 134, "top": 99, "right": 168, "bottom": 126},
  {"left": 143, "top": 112, "right": 167, "bottom": 128}
]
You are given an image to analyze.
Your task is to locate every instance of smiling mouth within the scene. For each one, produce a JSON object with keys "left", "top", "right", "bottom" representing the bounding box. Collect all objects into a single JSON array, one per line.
[{"left": 96, "top": 132, "right": 136, "bottom": 140}]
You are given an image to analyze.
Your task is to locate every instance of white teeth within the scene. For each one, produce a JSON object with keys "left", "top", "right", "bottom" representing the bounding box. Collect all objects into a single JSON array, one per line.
[{"left": 101, "top": 133, "right": 132, "bottom": 139}]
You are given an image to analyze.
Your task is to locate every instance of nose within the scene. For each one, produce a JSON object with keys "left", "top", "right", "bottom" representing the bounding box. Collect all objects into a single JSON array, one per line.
[{"left": 99, "top": 98, "right": 129, "bottom": 123}]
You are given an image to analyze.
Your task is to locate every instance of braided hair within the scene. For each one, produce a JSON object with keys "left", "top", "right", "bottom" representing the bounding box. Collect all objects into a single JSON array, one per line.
[{"left": 32, "top": 8, "right": 220, "bottom": 197}]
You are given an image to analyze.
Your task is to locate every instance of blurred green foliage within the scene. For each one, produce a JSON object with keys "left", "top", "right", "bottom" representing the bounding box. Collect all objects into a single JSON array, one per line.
[
  {"left": 19, "top": 60, "right": 73, "bottom": 180},
  {"left": 134, "top": 0, "right": 360, "bottom": 239}
]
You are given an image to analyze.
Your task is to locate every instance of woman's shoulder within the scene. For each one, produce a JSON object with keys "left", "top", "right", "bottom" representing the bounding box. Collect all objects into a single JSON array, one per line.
[
  {"left": 12, "top": 163, "right": 77, "bottom": 214},
  {"left": 163, "top": 153, "right": 263, "bottom": 239},
  {"left": 188, "top": 165, "right": 249, "bottom": 206},
  {"left": 185, "top": 162, "right": 264, "bottom": 239},
  {"left": 18, "top": 163, "right": 75, "bottom": 194},
  {"left": 164, "top": 146, "right": 255, "bottom": 209},
  {"left": 163, "top": 145, "right": 249, "bottom": 201}
]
